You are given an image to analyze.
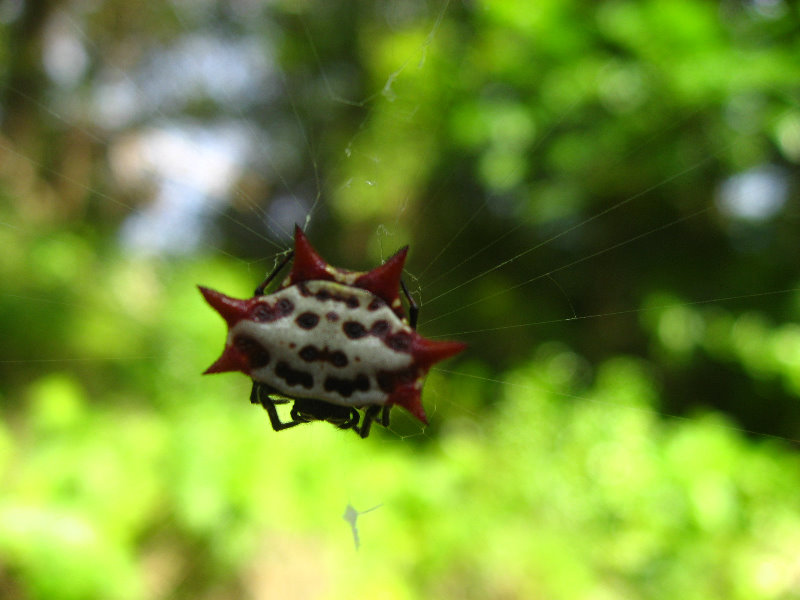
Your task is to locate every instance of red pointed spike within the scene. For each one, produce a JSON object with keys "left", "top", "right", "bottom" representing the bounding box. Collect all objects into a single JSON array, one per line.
[
  {"left": 203, "top": 344, "right": 249, "bottom": 375},
  {"left": 412, "top": 337, "right": 468, "bottom": 371},
  {"left": 288, "top": 224, "right": 332, "bottom": 283},
  {"left": 387, "top": 384, "right": 428, "bottom": 425},
  {"left": 354, "top": 246, "right": 408, "bottom": 306},
  {"left": 199, "top": 286, "right": 250, "bottom": 328}
]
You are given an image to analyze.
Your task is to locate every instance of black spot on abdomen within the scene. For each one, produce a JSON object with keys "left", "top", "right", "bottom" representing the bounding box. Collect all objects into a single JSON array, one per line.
[
  {"left": 298, "top": 345, "right": 319, "bottom": 362},
  {"left": 324, "top": 374, "right": 370, "bottom": 398},
  {"left": 275, "top": 361, "right": 313, "bottom": 389},
  {"left": 370, "top": 320, "right": 389, "bottom": 337},
  {"left": 343, "top": 321, "right": 367, "bottom": 339},
  {"left": 377, "top": 368, "right": 417, "bottom": 393},
  {"left": 251, "top": 297, "right": 294, "bottom": 322},
  {"left": 386, "top": 331, "right": 412, "bottom": 352},
  {"left": 312, "top": 286, "right": 360, "bottom": 309},
  {"left": 233, "top": 335, "right": 270, "bottom": 368},
  {"left": 296, "top": 312, "right": 320, "bottom": 329},
  {"left": 298, "top": 345, "right": 349, "bottom": 367},
  {"left": 277, "top": 298, "right": 294, "bottom": 315},
  {"left": 330, "top": 351, "right": 348, "bottom": 367}
]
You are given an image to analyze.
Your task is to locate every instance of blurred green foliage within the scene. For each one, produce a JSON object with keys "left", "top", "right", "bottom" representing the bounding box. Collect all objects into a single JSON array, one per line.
[
  {"left": 2, "top": 224, "right": 800, "bottom": 598},
  {"left": 2, "top": 0, "right": 800, "bottom": 598}
]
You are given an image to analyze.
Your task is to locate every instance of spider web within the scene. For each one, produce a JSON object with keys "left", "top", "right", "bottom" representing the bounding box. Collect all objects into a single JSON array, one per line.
[
  {"left": 2, "top": 0, "right": 800, "bottom": 597},
  {"left": 3, "top": 0, "right": 798, "bottom": 480}
]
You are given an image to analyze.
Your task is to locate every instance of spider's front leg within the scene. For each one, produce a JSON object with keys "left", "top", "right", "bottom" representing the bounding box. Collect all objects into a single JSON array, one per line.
[
  {"left": 400, "top": 280, "right": 419, "bottom": 330},
  {"left": 250, "top": 382, "right": 303, "bottom": 432},
  {"left": 254, "top": 250, "right": 295, "bottom": 296}
]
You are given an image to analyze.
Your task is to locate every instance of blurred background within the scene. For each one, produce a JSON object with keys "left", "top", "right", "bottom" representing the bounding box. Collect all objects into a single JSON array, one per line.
[{"left": 2, "top": 0, "right": 800, "bottom": 598}]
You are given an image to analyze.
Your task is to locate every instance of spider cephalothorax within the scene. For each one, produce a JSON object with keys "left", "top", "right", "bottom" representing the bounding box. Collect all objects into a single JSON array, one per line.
[{"left": 199, "top": 225, "right": 466, "bottom": 437}]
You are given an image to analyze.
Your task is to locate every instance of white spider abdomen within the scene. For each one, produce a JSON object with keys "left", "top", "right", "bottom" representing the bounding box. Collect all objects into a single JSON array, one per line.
[{"left": 228, "top": 281, "right": 414, "bottom": 407}]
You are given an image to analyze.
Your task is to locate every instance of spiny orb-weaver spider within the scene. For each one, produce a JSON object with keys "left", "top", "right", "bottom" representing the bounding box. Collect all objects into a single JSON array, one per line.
[{"left": 199, "top": 226, "right": 466, "bottom": 438}]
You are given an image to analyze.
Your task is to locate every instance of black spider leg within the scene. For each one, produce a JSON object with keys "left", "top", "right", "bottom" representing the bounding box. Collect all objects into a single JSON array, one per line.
[
  {"left": 250, "top": 382, "right": 303, "bottom": 432},
  {"left": 254, "top": 250, "right": 295, "bottom": 296},
  {"left": 400, "top": 279, "right": 418, "bottom": 330},
  {"left": 332, "top": 408, "right": 362, "bottom": 431},
  {"left": 356, "top": 406, "right": 380, "bottom": 439},
  {"left": 356, "top": 405, "right": 391, "bottom": 438},
  {"left": 287, "top": 397, "right": 364, "bottom": 434}
]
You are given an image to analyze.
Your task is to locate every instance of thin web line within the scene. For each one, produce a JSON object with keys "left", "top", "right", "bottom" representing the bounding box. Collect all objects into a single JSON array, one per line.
[
  {"left": 423, "top": 146, "right": 728, "bottom": 308},
  {"left": 429, "top": 287, "right": 800, "bottom": 337},
  {"left": 421, "top": 206, "right": 712, "bottom": 326},
  {"left": 421, "top": 103, "right": 710, "bottom": 289}
]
